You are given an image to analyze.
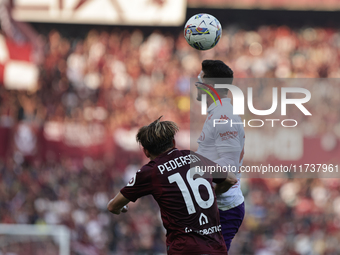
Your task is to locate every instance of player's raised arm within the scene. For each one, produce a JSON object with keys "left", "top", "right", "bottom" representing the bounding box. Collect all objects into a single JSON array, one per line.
[{"left": 107, "top": 192, "right": 130, "bottom": 215}]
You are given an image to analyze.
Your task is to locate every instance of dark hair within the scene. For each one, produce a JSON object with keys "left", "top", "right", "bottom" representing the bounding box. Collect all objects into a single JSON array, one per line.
[
  {"left": 201, "top": 60, "right": 233, "bottom": 84},
  {"left": 136, "top": 116, "right": 179, "bottom": 156}
]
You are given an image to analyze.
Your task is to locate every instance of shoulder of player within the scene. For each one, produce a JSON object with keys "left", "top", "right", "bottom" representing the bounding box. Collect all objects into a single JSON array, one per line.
[
  {"left": 137, "top": 161, "right": 156, "bottom": 175},
  {"left": 139, "top": 157, "right": 179, "bottom": 175}
]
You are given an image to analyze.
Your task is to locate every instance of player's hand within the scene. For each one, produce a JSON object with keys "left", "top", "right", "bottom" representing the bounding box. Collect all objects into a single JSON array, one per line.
[
  {"left": 120, "top": 205, "right": 129, "bottom": 213},
  {"left": 215, "top": 172, "right": 238, "bottom": 195},
  {"left": 226, "top": 172, "right": 237, "bottom": 186}
]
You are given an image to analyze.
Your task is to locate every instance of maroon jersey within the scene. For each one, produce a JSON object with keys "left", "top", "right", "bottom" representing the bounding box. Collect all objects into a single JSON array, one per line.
[{"left": 120, "top": 148, "right": 228, "bottom": 255}]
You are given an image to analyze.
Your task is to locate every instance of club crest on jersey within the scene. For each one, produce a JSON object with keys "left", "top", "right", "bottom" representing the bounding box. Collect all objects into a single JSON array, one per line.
[{"left": 127, "top": 173, "right": 136, "bottom": 186}]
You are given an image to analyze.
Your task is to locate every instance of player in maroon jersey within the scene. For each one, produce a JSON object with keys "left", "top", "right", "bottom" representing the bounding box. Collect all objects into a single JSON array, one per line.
[{"left": 107, "top": 117, "right": 237, "bottom": 255}]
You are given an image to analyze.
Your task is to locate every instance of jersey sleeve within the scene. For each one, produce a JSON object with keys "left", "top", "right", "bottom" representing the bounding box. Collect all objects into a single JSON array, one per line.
[
  {"left": 212, "top": 116, "right": 241, "bottom": 154},
  {"left": 120, "top": 166, "right": 153, "bottom": 202}
]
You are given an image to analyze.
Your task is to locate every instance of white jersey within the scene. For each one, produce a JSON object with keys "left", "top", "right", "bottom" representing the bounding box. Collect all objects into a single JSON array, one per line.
[{"left": 196, "top": 98, "right": 245, "bottom": 211}]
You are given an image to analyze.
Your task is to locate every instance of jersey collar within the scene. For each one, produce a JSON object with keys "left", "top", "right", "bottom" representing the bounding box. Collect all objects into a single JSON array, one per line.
[
  {"left": 154, "top": 148, "right": 178, "bottom": 161},
  {"left": 207, "top": 98, "right": 231, "bottom": 113}
]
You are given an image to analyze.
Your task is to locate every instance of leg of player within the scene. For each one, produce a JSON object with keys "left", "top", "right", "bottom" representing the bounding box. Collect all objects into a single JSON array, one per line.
[{"left": 219, "top": 202, "right": 245, "bottom": 251}]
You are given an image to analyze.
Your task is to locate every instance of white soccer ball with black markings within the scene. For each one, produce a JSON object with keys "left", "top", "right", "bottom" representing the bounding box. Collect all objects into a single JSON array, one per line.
[{"left": 184, "top": 13, "right": 222, "bottom": 51}]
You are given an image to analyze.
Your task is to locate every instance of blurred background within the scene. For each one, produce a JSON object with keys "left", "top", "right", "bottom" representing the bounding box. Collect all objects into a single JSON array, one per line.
[{"left": 0, "top": 0, "right": 340, "bottom": 254}]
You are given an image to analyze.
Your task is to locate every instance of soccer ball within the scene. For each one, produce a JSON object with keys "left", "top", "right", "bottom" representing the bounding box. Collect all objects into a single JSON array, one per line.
[{"left": 184, "top": 13, "right": 222, "bottom": 51}]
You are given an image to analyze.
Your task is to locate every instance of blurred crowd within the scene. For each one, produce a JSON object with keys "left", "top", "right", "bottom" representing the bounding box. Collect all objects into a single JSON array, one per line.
[
  {"left": 232, "top": 178, "right": 340, "bottom": 255},
  {"left": 0, "top": 24, "right": 340, "bottom": 255}
]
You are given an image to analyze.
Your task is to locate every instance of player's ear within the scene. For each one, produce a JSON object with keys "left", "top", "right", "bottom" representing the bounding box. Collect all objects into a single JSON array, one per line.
[{"left": 143, "top": 147, "right": 151, "bottom": 158}]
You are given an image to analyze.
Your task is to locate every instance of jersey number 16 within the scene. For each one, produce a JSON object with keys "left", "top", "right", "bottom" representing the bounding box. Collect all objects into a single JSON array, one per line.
[{"left": 168, "top": 168, "right": 214, "bottom": 215}]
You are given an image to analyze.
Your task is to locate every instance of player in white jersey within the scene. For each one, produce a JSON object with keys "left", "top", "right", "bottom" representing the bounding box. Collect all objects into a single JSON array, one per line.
[{"left": 195, "top": 60, "right": 245, "bottom": 251}]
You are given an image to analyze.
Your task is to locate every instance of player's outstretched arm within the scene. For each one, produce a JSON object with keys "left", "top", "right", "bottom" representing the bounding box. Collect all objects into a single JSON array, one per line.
[
  {"left": 214, "top": 171, "right": 237, "bottom": 196},
  {"left": 107, "top": 192, "right": 130, "bottom": 215}
]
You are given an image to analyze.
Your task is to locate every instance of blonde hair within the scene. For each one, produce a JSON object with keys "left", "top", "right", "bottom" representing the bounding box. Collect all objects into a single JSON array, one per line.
[{"left": 136, "top": 116, "right": 179, "bottom": 155}]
